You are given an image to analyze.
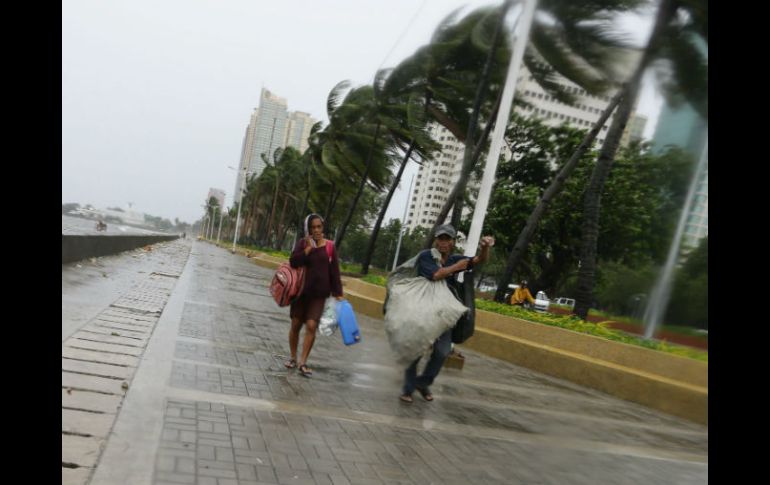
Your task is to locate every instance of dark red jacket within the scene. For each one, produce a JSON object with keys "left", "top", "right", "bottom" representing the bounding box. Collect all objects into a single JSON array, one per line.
[{"left": 290, "top": 239, "right": 343, "bottom": 299}]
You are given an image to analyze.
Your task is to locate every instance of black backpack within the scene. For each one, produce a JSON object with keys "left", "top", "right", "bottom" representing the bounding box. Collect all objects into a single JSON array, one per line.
[{"left": 448, "top": 266, "right": 475, "bottom": 343}]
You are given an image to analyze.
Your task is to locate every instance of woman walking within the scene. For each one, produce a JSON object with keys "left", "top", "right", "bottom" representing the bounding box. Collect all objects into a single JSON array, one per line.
[{"left": 286, "top": 214, "right": 343, "bottom": 377}]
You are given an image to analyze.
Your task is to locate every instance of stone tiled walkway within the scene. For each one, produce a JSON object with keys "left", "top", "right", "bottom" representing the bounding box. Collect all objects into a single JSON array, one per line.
[{"left": 78, "top": 241, "right": 707, "bottom": 485}]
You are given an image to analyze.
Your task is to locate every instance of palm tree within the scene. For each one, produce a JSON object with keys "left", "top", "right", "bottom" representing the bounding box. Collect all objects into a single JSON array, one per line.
[
  {"left": 203, "top": 196, "right": 220, "bottom": 239},
  {"left": 338, "top": 65, "right": 441, "bottom": 269},
  {"left": 573, "top": 0, "right": 707, "bottom": 319},
  {"left": 422, "top": 0, "right": 642, "bottom": 248},
  {"left": 493, "top": 89, "right": 624, "bottom": 302},
  {"left": 312, "top": 81, "right": 394, "bottom": 250},
  {"left": 258, "top": 146, "right": 304, "bottom": 248},
  {"left": 359, "top": 88, "right": 438, "bottom": 274},
  {"left": 294, "top": 121, "right": 325, "bottom": 241},
  {"left": 361, "top": 4, "right": 519, "bottom": 252},
  {"left": 332, "top": 80, "right": 387, "bottom": 250}
]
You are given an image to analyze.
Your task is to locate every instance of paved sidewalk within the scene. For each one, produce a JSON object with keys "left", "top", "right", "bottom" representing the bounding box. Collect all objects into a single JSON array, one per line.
[{"left": 68, "top": 241, "right": 708, "bottom": 484}]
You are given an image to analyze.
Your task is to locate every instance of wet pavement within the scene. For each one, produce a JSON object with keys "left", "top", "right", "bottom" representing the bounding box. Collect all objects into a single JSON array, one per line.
[
  {"left": 62, "top": 241, "right": 190, "bottom": 342},
  {"left": 65, "top": 241, "right": 708, "bottom": 484}
]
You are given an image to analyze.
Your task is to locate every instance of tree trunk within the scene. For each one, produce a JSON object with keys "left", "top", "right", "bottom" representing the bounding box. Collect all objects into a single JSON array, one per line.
[
  {"left": 428, "top": 105, "right": 466, "bottom": 143},
  {"left": 251, "top": 211, "right": 262, "bottom": 244},
  {"left": 324, "top": 188, "right": 342, "bottom": 236},
  {"left": 422, "top": 1, "right": 512, "bottom": 249},
  {"left": 423, "top": 87, "right": 504, "bottom": 248},
  {"left": 573, "top": 0, "right": 676, "bottom": 319},
  {"left": 278, "top": 223, "right": 292, "bottom": 250},
  {"left": 246, "top": 194, "right": 259, "bottom": 242},
  {"left": 335, "top": 121, "right": 382, "bottom": 250},
  {"left": 324, "top": 182, "right": 337, "bottom": 226},
  {"left": 360, "top": 138, "right": 417, "bottom": 274},
  {"left": 296, "top": 170, "right": 312, "bottom": 244},
  {"left": 273, "top": 195, "right": 289, "bottom": 250},
  {"left": 265, "top": 176, "right": 281, "bottom": 247},
  {"left": 493, "top": 90, "right": 624, "bottom": 302}
]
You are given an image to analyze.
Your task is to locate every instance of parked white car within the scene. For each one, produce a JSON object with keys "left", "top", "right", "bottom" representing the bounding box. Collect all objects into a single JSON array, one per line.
[
  {"left": 554, "top": 297, "right": 575, "bottom": 309},
  {"left": 534, "top": 291, "right": 550, "bottom": 312},
  {"left": 478, "top": 281, "right": 498, "bottom": 292}
]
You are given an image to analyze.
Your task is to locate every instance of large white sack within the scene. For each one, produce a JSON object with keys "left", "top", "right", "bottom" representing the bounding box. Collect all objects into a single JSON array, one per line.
[{"left": 384, "top": 249, "right": 468, "bottom": 363}]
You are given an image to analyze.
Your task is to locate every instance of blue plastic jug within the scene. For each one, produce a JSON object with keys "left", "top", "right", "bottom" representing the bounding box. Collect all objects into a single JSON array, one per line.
[{"left": 336, "top": 300, "right": 361, "bottom": 346}]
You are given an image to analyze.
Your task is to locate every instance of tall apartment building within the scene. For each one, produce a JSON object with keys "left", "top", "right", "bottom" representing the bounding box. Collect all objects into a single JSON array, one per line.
[
  {"left": 651, "top": 101, "right": 708, "bottom": 250},
  {"left": 405, "top": 123, "right": 467, "bottom": 233},
  {"left": 683, "top": 164, "right": 707, "bottom": 250},
  {"left": 404, "top": 57, "right": 637, "bottom": 233},
  {"left": 285, "top": 111, "right": 316, "bottom": 154},
  {"left": 234, "top": 89, "right": 317, "bottom": 204},
  {"left": 620, "top": 113, "right": 648, "bottom": 148},
  {"left": 207, "top": 188, "right": 225, "bottom": 209}
]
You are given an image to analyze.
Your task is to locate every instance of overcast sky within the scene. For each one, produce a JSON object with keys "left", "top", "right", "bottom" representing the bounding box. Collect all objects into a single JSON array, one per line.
[{"left": 62, "top": 0, "right": 660, "bottom": 224}]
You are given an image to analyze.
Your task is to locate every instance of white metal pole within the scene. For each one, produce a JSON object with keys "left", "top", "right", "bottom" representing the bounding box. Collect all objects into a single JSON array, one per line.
[
  {"left": 464, "top": 0, "right": 538, "bottom": 257},
  {"left": 392, "top": 173, "right": 416, "bottom": 271},
  {"left": 232, "top": 201, "right": 242, "bottom": 252},
  {"left": 216, "top": 208, "right": 224, "bottom": 243},
  {"left": 208, "top": 208, "right": 215, "bottom": 239},
  {"left": 232, "top": 170, "right": 251, "bottom": 253},
  {"left": 643, "top": 132, "right": 708, "bottom": 339}
]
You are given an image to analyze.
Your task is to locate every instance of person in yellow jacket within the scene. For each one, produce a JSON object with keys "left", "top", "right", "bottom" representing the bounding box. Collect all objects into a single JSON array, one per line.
[{"left": 510, "top": 280, "right": 535, "bottom": 307}]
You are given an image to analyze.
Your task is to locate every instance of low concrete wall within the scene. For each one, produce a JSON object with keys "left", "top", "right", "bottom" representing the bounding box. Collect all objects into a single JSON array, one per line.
[
  {"left": 223, "top": 246, "right": 708, "bottom": 425},
  {"left": 474, "top": 310, "right": 707, "bottom": 388},
  {"left": 62, "top": 234, "right": 179, "bottom": 264},
  {"left": 463, "top": 328, "right": 707, "bottom": 425}
]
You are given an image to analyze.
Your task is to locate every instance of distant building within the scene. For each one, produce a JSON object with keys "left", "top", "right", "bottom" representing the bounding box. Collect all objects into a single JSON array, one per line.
[
  {"left": 207, "top": 188, "right": 226, "bottom": 209},
  {"left": 651, "top": 101, "right": 708, "bottom": 250},
  {"left": 234, "top": 88, "right": 317, "bottom": 204}
]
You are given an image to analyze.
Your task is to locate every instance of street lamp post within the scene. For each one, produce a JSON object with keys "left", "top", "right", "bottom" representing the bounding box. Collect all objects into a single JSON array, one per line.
[
  {"left": 464, "top": 0, "right": 537, "bottom": 257},
  {"left": 208, "top": 207, "right": 215, "bottom": 239},
  {"left": 201, "top": 208, "right": 208, "bottom": 239},
  {"left": 229, "top": 166, "right": 255, "bottom": 253},
  {"left": 216, "top": 207, "right": 224, "bottom": 243},
  {"left": 392, "top": 173, "right": 416, "bottom": 271}
]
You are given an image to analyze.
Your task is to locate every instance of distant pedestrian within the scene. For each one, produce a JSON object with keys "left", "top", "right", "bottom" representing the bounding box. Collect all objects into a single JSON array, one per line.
[{"left": 509, "top": 280, "right": 534, "bottom": 308}]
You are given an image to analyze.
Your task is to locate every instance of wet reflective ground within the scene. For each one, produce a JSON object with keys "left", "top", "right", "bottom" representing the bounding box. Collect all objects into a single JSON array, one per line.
[{"left": 76, "top": 241, "right": 707, "bottom": 485}]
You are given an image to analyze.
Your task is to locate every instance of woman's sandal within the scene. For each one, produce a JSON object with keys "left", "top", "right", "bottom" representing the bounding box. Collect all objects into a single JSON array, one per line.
[
  {"left": 298, "top": 364, "right": 313, "bottom": 377},
  {"left": 399, "top": 393, "right": 413, "bottom": 403},
  {"left": 284, "top": 359, "right": 297, "bottom": 369},
  {"left": 416, "top": 386, "right": 434, "bottom": 401}
]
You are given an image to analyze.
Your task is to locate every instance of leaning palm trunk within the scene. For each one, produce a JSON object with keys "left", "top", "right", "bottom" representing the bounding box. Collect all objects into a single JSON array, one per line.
[
  {"left": 326, "top": 189, "right": 342, "bottom": 234},
  {"left": 335, "top": 122, "right": 382, "bottom": 250},
  {"left": 423, "top": 2, "right": 512, "bottom": 248},
  {"left": 296, "top": 169, "right": 312, "bottom": 244},
  {"left": 278, "top": 217, "right": 293, "bottom": 250},
  {"left": 449, "top": 89, "right": 503, "bottom": 228},
  {"left": 265, "top": 177, "right": 281, "bottom": 247},
  {"left": 273, "top": 195, "right": 289, "bottom": 250},
  {"left": 360, "top": 138, "right": 417, "bottom": 274},
  {"left": 493, "top": 90, "right": 624, "bottom": 303},
  {"left": 250, "top": 211, "right": 261, "bottom": 243},
  {"left": 324, "top": 183, "right": 338, "bottom": 227},
  {"left": 423, "top": 87, "right": 503, "bottom": 248},
  {"left": 573, "top": 0, "right": 677, "bottom": 319}
]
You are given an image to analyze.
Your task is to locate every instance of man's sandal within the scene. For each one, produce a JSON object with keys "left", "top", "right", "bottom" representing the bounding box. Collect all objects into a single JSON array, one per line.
[
  {"left": 298, "top": 364, "right": 313, "bottom": 377},
  {"left": 399, "top": 393, "right": 413, "bottom": 403},
  {"left": 284, "top": 359, "right": 297, "bottom": 369},
  {"left": 416, "top": 387, "right": 434, "bottom": 401}
]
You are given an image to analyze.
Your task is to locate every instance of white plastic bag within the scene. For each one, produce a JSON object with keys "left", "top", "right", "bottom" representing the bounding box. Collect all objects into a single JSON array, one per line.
[
  {"left": 318, "top": 297, "right": 338, "bottom": 337},
  {"left": 384, "top": 249, "right": 468, "bottom": 363}
]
